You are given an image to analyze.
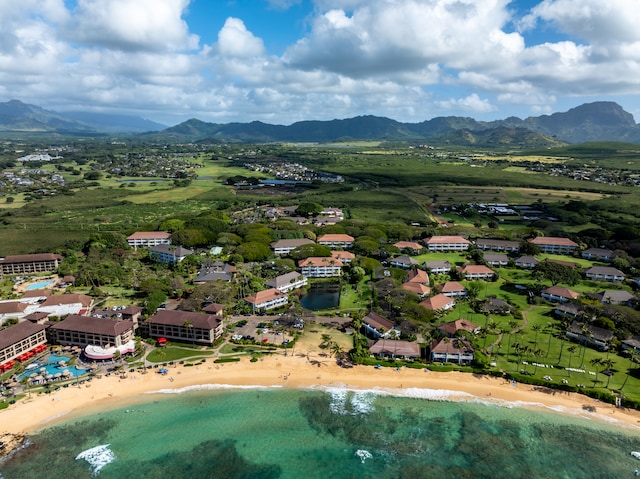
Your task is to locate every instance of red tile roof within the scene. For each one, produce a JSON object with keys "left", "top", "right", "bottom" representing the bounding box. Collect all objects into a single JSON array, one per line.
[{"left": 528, "top": 236, "right": 578, "bottom": 247}]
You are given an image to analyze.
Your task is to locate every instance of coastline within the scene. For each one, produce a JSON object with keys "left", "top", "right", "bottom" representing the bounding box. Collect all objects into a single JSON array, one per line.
[{"left": 3, "top": 352, "right": 640, "bottom": 444}]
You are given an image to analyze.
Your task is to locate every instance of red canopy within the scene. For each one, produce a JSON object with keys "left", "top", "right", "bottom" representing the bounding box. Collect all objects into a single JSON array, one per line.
[{"left": 157, "top": 337, "right": 167, "bottom": 344}]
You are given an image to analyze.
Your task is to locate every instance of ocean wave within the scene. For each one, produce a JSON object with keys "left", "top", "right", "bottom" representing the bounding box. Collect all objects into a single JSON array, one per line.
[
  {"left": 146, "top": 383, "right": 283, "bottom": 395},
  {"left": 327, "top": 388, "right": 378, "bottom": 415},
  {"left": 75, "top": 444, "right": 115, "bottom": 476}
]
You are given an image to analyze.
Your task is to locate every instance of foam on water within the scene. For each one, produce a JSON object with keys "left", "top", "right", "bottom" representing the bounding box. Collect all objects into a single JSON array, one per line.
[
  {"left": 327, "top": 387, "right": 381, "bottom": 415},
  {"left": 75, "top": 444, "right": 115, "bottom": 476},
  {"left": 355, "top": 449, "right": 372, "bottom": 464},
  {"left": 147, "top": 383, "right": 283, "bottom": 395}
]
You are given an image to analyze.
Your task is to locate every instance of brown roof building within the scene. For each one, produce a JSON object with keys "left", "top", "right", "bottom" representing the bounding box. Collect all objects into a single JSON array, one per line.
[
  {"left": 0, "top": 253, "right": 62, "bottom": 275},
  {"left": 419, "top": 294, "right": 456, "bottom": 311},
  {"left": 47, "top": 314, "right": 136, "bottom": 348},
  {"left": 370, "top": 340, "right": 421, "bottom": 359},
  {"left": 0, "top": 321, "right": 47, "bottom": 367},
  {"left": 147, "top": 310, "right": 223, "bottom": 345}
]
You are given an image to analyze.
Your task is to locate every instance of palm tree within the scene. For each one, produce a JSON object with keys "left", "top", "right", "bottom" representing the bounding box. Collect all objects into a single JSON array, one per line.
[
  {"left": 566, "top": 345, "right": 577, "bottom": 375},
  {"left": 590, "top": 357, "right": 602, "bottom": 386},
  {"left": 183, "top": 320, "right": 194, "bottom": 345},
  {"left": 545, "top": 323, "right": 553, "bottom": 358},
  {"left": 331, "top": 342, "right": 344, "bottom": 361},
  {"left": 601, "top": 358, "right": 616, "bottom": 389},
  {"left": 621, "top": 352, "right": 637, "bottom": 391},
  {"left": 532, "top": 324, "right": 542, "bottom": 348}
]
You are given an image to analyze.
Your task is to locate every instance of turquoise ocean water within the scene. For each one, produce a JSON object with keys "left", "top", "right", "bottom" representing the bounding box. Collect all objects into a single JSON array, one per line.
[{"left": 2, "top": 386, "right": 640, "bottom": 478}]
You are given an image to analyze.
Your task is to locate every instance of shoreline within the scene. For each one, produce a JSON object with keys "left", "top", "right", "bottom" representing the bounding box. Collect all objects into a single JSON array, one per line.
[{"left": 2, "top": 353, "right": 640, "bottom": 448}]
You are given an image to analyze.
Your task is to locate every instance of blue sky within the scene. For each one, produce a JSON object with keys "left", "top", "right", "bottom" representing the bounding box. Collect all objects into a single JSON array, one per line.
[{"left": 2, "top": 0, "right": 640, "bottom": 126}]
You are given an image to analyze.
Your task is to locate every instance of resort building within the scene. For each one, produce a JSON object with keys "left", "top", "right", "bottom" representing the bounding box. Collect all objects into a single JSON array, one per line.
[
  {"left": 475, "top": 238, "right": 520, "bottom": 253},
  {"left": 583, "top": 266, "right": 625, "bottom": 283},
  {"left": 126, "top": 231, "right": 171, "bottom": 249},
  {"left": 266, "top": 272, "right": 308, "bottom": 293},
  {"left": 202, "top": 303, "right": 224, "bottom": 316},
  {"left": 331, "top": 250, "right": 355, "bottom": 264},
  {"left": 362, "top": 312, "right": 397, "bottom": 338},
  {"left": 244, "top": 288, "right": 289, "bottom": 311},
  {"left": 437, "top": 319, "right": 479, "bottom": 337},
  {"left": 0, "top": 301, "right": 29, "bottom": 324},
  {"left": 389, "top": 256, "right": 419, "bottom": 269},
  {"left": 437, "top": 281, "right": 468, "bottom": 298},
  {"left": 595, "top": 290, "right": 636, "bottom": 306},
  {"left": 316, "top": 234, "right": 354, "bottom": 249},
  {"left": 393, "top": 241, "right": 424, "bottom": 254},
  {"left": 149, "top": 245, "right": 194, "bottom": 264},
  {"left": 401, "top": 282, "right": 431, "bottom": 298},
  {"left": 514, "top": 256, "right": 540, "bottom": 269},
  {"left": 193, "top": 262, "right": 236, "bottom": 283},
  {"left": 423, "top": 260, "right": 452, "bottom": 274},
  {"left": 370, "top": 340, "right": 421, "bottom": 360},
  {"left": 541, "top": 286, "right": 580, "bottom": 303},
  {"left": 47, "top": 314, "right": 136, "bottom": 348},
  {"left": 566, "top": 321, "right": 613, "bottom": 351},
  {"left": 430, "top": 338, "right": 474, "bottom": 364},
  {"left": 147, "top": 310, "right": 224, "bottom": 346},
  {"left": 0, "top": 253, "right": 63, "bottom": 276},
  {"left": 37, "top": 293, "right": 93, "bottom": 316},
  {"left": 0, "top": 321, "right": 48, "bottom": 370},
  {"left": 581, "top": 247, "right": 614, "bottom": 262},
  {"left": 298, "top": 257, "right": 343, "bottom": 277},
  {"left": 419, "top": 294, "right": 456, "bottom": 312},
  {"left": 483, "top": 253, "right": 509, "bottom": 267},
  {"left": 406, "top": 269, "right": 430, "bottom": 286},
  {"left": 458, "top": 264, "right": 495, "bottom": 280},
  {"left": 270, "top": 238, "right": 315, "bottom": 256},
  {"left": 424, "top": 235, "right": 470, "bottom": 252},
  {"left": 528, "top": 237, "right": 579, "bottom": 254},
  {"left": 20, "top": 289, "right": 52, "bottom": 303}
]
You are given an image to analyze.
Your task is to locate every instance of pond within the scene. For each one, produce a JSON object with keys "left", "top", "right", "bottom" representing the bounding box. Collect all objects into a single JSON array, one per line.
[{"left": 300, "top": 281, "right": 341, "bottom": 311}]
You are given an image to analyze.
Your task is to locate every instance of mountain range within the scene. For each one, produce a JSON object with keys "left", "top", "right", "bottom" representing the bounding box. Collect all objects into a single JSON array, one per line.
[
  {"left": 0, "top": 100, "right": 166, "bottom": 134},
  {"left": 2, "top": 99, "right": 640, "bottom": 147}
]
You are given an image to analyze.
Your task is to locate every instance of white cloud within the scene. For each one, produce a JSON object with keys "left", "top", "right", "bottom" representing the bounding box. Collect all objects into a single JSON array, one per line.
[
  {"left": 70, "top": 0, "right": 199, "bottom": 52},
  {"left": 3, "top": 0, "right": 640, "bottom": 125},
  {"left": 531, "top": 0, "right": 640, "bottom": 44},
  {"left": 215, "top": 18, "right": 266, "bottom": 58},
  {"left": 284, "top": 0, "right": 523, "bottom": 76},
  {"left": 437, "top": 94, "right": 496, "bottom": 113}
]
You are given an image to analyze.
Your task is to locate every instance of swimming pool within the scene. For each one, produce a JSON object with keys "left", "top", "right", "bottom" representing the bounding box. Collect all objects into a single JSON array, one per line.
[
  {"left": 19, "top": 354, "right": 88, "bottom": 381},
  {"left": 25, "top": 279, "right": 56, "bottom": 290}
]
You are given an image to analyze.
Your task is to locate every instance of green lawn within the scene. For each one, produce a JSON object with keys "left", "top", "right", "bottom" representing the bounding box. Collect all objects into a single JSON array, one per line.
[{"left": 146, "top": 347, "right": 216, "bottom": 363}]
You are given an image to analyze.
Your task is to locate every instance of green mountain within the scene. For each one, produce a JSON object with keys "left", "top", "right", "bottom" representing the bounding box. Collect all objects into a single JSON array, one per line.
[
  {"left": 156, "top": 102, "right": 640, "bottom": 146},
  {"left": 0, "top": 100, "right": 165, "bottom": 135}
]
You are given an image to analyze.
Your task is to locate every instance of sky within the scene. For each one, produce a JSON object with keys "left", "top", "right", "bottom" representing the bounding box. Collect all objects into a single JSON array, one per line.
[{"left": 1, "top": 0, "right": 640, "bottom": 126}]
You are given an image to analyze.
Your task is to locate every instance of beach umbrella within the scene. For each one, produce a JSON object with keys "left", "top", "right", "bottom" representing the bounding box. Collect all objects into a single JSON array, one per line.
[
  {"left": 45, "top": 374, "right": 53, "bottom": 380},
  {"left": 54, "top": 373, "right": 62, "bottom": 378},
  {"left": 63, "top": 369, "right": 71, "bottom": 376},
  {"left": 34, "top": 375, "right": 44, "bottom": 381},
  {"left": 58, "top": 360, "right": 66, "bottom": 366},
  {"left": 29, "top": 372, "right": 37, "bottom": 378},
  {"left": 40, "top": 367, "right": 46, "bottom": 372}
]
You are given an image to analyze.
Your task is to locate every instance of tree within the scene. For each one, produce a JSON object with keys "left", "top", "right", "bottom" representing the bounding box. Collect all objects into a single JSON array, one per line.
[
  {"left": 533, "top": 261, "right": 581, "bottom": 286},
  {"left": 621, "top": 353, "right": 637, "bottom": 391},
  {"left": 295, "top": 202, "right": 323, "bottom": 217},
  {"left": 566, "top": 345, "right": 577, "bottom": 375},
  {"left": 590, "top": 357, "right": 603, "bottom": 386},
  {"left": 235, "top": 242, "right": 272, "bottom": 262},
  {"left": 290, "top": 244, "right": 332, "bottom": 260},
  {"left": 183, "top": 320, "right": 195, "bottom": 345},
  {"left": 601, "top": 358, "right": 615, "bottom": 388},
  {"left": 5, "top": 196, "right": 14, "bottom": 203}
]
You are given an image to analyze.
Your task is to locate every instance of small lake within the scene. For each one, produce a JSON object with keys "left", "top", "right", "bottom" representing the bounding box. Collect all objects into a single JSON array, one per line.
[{"left": 300, "top": 281, "right": 340, "bottom": 311}]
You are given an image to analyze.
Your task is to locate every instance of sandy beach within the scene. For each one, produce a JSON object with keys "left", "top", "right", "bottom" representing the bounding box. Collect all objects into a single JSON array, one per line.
[{"left": 2, "top": 351, "right": 640, "bottom": 441}]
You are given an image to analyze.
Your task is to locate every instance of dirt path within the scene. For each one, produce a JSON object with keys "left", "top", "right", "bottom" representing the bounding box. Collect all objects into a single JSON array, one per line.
[{"left": 487, "top": 305, "right": 533, "bottom": 355}]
